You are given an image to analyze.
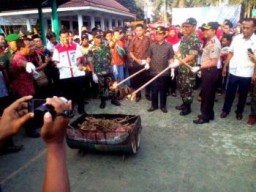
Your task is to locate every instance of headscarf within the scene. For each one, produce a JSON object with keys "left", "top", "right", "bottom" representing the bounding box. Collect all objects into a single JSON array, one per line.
[{"left": 166, "top": 26, "right": 180, "bottom": 45}]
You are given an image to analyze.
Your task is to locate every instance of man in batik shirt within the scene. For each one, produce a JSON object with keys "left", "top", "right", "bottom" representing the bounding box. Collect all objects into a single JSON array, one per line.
[{"left": 88, "top": 30, "right": 120, "bottom": 109}]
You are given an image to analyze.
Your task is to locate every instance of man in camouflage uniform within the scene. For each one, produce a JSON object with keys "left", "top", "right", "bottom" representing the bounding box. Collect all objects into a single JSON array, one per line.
[
  {"left": 88, "top": 30, "right": 120, "bottom": 109},
  {"left": 175, "top": 18, "right": 201, "bottom": 116}
]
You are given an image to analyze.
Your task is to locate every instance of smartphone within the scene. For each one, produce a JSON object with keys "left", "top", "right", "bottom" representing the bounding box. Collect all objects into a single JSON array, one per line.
[
  {"left": 248, "top": 48, "right": 254, "bottom": 54},
  {"left": 28, "top": 99, "right": 46, "bottom": 112}
]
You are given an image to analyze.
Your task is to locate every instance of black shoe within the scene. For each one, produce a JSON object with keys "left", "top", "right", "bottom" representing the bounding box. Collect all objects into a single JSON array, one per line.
[
  {"left": 147, "top": 107, "right": 158, "bottom": 112},
  {"left": 145, "top": 95, "right": 151, "bottom": 101},
  {"left": 100, "top": 100, "right": 106, "bottom": 109},
  {"left": 111, "top": 100, "right": 121, "bottom": 106},
  {"left": 193, "top": 118, "right": 209, "bottom": 124},
  {"left": 197, "top": 114, "right": 214, "bottom": 120},
  {"left": 180, "top": 104, "right": 191, "bottom": 116},
  {"left": 175, "top": 103, "right": 185, "bottom": 110},
  {"left": 26, "top": 130, "right": 40, "bottom": 138},
  {"left": 0, "top": 145, "right": 24, "bottom": 155},
  {"left": 160, "top": 107, "right": 168, "bottom": 113}
]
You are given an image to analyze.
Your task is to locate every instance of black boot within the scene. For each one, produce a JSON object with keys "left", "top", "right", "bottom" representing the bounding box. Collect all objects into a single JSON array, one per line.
[
  {"left": 111, "top": 98, "right": 121, "bottom": 106},
  {"left": 175, "top": 102, "right": 185, "bottom": 110},
  {"left": 100, "top": 97, "right": 106, "bottom": 109},
  {"left": 180, "top": 103, "right": 191, "bottom": 116}
]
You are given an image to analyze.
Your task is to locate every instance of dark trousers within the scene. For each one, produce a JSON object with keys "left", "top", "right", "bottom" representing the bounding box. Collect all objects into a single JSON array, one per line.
[
  {"left": 58, "top": 76, "right": 85, "bottom": 111},
  {"left": 250, "top": 85, "right": 256, "bottom": 117},
  {"left": 151, "top": 76, "right": 168, "bottom": 108},
  {"left": 222, "top": 73, "right": 251, "bottom": 114},
  {"left": 201, "top": 68, "right": 218, "bottom": 120},
  {"left": 128, "top": 65, "right": 149, "bottom": 97}
]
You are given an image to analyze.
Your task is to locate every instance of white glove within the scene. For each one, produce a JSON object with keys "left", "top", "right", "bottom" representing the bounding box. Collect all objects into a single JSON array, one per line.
[
  {"left": 113, "top": 65, "right": 118, "bottom": 75},
  {"left": 144, "top": 63, "right": 150, "bottom": 70},
  {"left": 26, "top": 62, "right": 36, "bottom": 73},
  {"left": 32, "top": 70, "right": 40, "bottom": 79},
  {"left": 191, "top": 66, "right": 201, "bottom": 73},
  {"left": 197, "top": 71, "right": 201, "bottom": 78},
  {"left": 171, "top": 68, "right": 175, "bottom": 80},
  {"left": 92, "top": 73, "right": 98, "bottom": 84},
  {"left": 169, "top": 59, "right": 180, "bottom": 68},
  {"left": 141, "top": 60, "right": 147, "bottom": 65}
]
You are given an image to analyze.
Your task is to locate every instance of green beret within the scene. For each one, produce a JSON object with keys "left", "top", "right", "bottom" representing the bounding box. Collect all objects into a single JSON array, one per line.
[{"left": 5, "top": 34, "right": 19, "bottom": 42}]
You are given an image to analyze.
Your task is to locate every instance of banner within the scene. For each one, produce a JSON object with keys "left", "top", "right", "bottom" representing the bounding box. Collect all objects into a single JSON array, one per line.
[
  {"left": 0, "top": 17, "right": 37, "bottom": 26},
  {"left": 172, "top": 5, "right": 241, "bottom": 27}
]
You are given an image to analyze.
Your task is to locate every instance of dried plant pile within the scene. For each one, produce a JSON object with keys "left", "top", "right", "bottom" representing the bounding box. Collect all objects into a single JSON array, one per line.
[{"left": 78, "top": 116, "right": 135, "bottom": 132}]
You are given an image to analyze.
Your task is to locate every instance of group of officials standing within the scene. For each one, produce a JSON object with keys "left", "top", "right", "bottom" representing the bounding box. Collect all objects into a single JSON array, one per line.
[{"left": 134, "top": 17, "right": 256, "bottom": 125}]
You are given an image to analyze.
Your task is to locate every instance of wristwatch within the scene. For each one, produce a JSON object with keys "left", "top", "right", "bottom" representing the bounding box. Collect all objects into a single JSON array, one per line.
[{"left": 55, "top": 110, "right": 74, "bottom": 118}]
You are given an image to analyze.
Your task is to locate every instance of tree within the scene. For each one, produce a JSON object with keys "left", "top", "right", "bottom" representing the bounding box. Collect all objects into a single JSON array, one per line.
[{"left": 116, "top": 0, "right": 144, "bottom": 20}]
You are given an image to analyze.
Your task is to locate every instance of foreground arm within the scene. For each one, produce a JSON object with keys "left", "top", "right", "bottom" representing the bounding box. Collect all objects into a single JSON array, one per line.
[
  {"left": 0, "top": 95, "right": 34, "bottom": 141},
  {"left": 42, "top": 97, "right": 71, "bottom": 192}
]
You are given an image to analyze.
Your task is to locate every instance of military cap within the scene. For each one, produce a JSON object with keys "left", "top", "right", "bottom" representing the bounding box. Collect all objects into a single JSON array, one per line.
[
  {"left": 5, "top": 33, "right": 19, "bottom": 42},
  {"left": 92, "top": 30, "right": 102, "bottom": 38},
  {"left": 201, "top": 22, "right": 219, "bottom": 30},
  {"left": 183, "top": 17, "right": 197, "bottom": 26},
  {"left": 155, "top": 26, "right": 166, "bottom": 34}
]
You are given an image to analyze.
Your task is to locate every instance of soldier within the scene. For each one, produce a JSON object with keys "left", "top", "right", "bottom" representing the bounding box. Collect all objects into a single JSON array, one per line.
[
  {"left": 193, "top": 22, "right": 221, "bottom": 124},
  {"left": 175, "top": 18, "right": 201, "bottom": 116},
  {"left": 88, "top": 30, "right": 120, "bottom": 109}
]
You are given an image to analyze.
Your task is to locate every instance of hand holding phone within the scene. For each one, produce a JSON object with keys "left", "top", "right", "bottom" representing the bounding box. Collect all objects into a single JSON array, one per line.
[{"left": 248, "top": 48, "right": 254, "bottom": 55}]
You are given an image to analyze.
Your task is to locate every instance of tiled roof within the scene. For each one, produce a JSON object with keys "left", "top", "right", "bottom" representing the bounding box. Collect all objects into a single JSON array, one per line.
[{"left": 60, "top": 0, "right": 130, "bottom": 13}]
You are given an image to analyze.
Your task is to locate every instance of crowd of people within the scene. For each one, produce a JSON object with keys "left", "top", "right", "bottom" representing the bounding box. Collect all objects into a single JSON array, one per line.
[
  {"left": 0, "top": 17, "right": 256, "bottom": 156},
  {"left": 0, "top": 15, "right": 256, "bottom": 192}
]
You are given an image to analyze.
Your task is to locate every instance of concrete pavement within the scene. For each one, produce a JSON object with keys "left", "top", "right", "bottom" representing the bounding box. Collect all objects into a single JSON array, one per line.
[{"left": 1, "top": 91, "right": 256, "bottom": 192}]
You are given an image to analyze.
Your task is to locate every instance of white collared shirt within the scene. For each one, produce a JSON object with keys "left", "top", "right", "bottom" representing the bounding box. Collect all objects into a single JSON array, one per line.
[
  {"left": 52, "top": 42, "right": 84, "bottom": 79},
  {"left": 228, "top": 33, "right": 256, "bottom": 77}
]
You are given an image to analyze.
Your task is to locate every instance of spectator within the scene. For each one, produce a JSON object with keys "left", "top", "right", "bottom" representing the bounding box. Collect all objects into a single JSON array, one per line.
[
  {"left": 221, "top": 18, "right": 256, "bottom": 120},
  {"left": 110, "top": 30, "right": 126, "bottom": 83},
  {"left": 46, "top": 31, "right": 58, "bottom": 53}
]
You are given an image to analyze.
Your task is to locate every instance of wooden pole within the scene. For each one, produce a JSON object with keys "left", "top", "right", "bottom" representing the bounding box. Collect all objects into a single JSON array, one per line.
[
  {"left": 174, "top": 56, "right": 193, "bottom": 70},
  {"left": 128, "top": 66, "right": 171, "bottom": 101},
  {"left": 116, "top": 67, "right": 146, "bottom": 87}
]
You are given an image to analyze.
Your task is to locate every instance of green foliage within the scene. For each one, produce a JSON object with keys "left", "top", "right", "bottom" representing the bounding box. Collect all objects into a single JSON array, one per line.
[{"left": 116, "top": 0, "right": 144, "bottom": 20}]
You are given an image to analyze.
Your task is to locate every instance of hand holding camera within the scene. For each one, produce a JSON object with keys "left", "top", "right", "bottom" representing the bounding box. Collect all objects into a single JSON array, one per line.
[
  {"left": 29, "top": 97, "right": 74, "bottom": 128},
  {"left": 41, "top": 96, "right": 72, "bottom": 144}
]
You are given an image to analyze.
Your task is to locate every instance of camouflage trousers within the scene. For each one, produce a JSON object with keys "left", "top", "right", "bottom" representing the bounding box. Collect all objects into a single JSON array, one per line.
[
  {"left": 98, "top": 73, "right": 117, "bottom": 98},
  {"left": 177, "top": 71, "right": 196, "bottom": 104}
]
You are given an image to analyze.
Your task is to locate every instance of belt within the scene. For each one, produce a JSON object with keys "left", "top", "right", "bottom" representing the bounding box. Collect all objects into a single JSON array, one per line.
[{"left": 201, "top": 66, "right": 217, "bottom": 71}]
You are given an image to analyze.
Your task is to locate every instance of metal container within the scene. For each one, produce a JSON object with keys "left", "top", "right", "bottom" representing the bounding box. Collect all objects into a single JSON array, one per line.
[{"left": 66, "top": 114, "right": 142, "bottom": 154}]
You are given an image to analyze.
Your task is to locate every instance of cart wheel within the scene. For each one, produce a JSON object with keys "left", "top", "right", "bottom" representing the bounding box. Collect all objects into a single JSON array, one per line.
[
  {"left": 130, "top": 134, "right": 137, "bottom": 154},
  {"left": 136, "top": 128, "right": 142, "bottom": 149}
]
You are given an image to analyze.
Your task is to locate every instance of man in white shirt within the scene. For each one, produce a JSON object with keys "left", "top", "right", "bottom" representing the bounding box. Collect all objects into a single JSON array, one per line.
[
  {"left": 221, "top": 18, "right": 256, "bottom": 120},
  {"left": 52, "top": 29, "right": 85, "bottom": 114}
]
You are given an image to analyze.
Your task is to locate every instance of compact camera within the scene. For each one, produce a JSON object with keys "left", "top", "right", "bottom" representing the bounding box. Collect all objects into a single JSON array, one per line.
[{"left": 28, "top": 98, "right": 74, "bottom": 127}]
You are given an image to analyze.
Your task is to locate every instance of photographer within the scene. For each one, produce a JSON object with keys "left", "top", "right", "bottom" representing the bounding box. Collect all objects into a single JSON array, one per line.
[{"left": 0, "top": 96, "right": 71, "bottom": 192}]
